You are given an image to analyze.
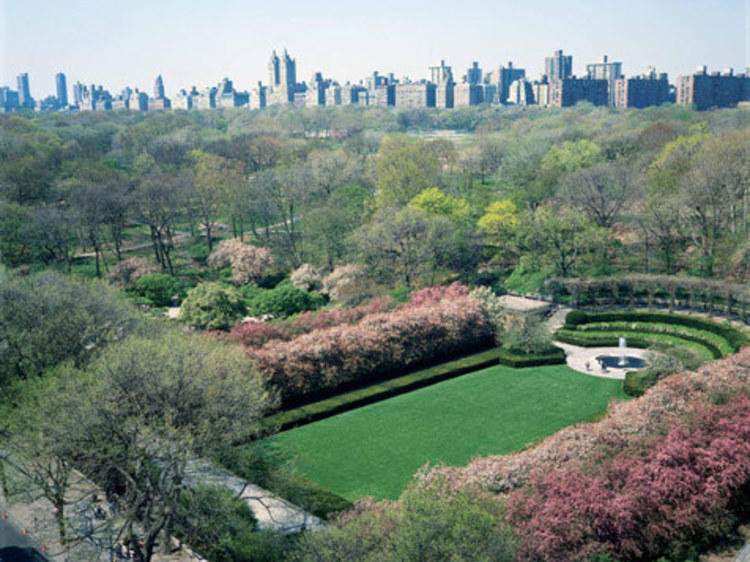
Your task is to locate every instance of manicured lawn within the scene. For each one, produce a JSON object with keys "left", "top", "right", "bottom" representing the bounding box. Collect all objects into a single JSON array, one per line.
[{"left": 266, "top": 364, "right": 627, "bottom": 501}]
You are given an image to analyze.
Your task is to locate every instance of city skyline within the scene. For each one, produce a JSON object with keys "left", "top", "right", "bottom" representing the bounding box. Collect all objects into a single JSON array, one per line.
[{"left": 1, "top": 0, "right": 747, "bottom": 100}]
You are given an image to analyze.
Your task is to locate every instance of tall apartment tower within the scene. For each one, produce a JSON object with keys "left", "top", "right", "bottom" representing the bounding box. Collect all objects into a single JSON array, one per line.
[
  {"left": 493, "top": 62, "right": 525, "bottom": 104},
  {"left": 430, "top": 60, "right": 454, "bottom": 108},
  {"left": 268, "top": 49, "right": 298, "bottom": 104},
  {"left": 586, "top": 55, "right": 622, "bottom": 107},
  {"left": 154, "top": 75, "right": 165, "bottom": 99},
  {"left": 280, "top": 50, "right": 296, "bottom": 102},
  {"left": 55, "top": 72, "right": 68, "bottom": 107},
  {"left": 429, "top": 60, "right": 452, "bottom": 84},
  {"left": 17, "top": 73, "right": 33, "bottom": 108},
  {"left": 268, "top": 50, "right": 281, "bottom": 87},
  {"left": 545, "top": 49, "right": 573, "bottom": 82},
  {"left": 465, "top": 62, "right": 482, "bottom": 84}
]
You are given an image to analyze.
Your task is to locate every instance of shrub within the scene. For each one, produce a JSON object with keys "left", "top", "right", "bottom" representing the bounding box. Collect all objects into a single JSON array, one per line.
[
  {"left": 502, "top": 315, "right": 552, "bottom": 355},
  {"left": 250, "top": 295, "right": 493, "bottom": 405},
  {"left": 564, "top": 309, "right": 589, "bottom": 326},
  {"left": 105, "top": 257, "right": 159, "bottom": 288},
  {"left": 135, "top": 272, "right": 178, "bottom": 307},
  {"left": 506, "top": 395, "right": 750, "bottom": 561},
  {"left": 496, "top": 347, "right": 565, "bottom": 368},
  {"left": 321, "top": 264, "right": 373, "bottom": 305},
  {"left": 247, "top": 282, "right": 325, "bottom": 318},
  {"left": 290, "top": 263, "right": 322, "bottom": 291},
  {"left": 173, "top": 486, "right": 257, "bottom": 562},
  {"left": 230, "top": 297, "right": 395, "bottom": 349},
  {"left": 207, "top": 239, "right": 274, "bottom": 285},
  {"left": 624, "top": 347, "right": 705, "bottom": 396},
  {"left": 179, "top": 282, "right": 247, "bottom": 330}
]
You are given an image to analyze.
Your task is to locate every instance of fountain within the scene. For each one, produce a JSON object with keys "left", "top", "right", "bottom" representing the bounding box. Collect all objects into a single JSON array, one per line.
[{"left": 618, "top": 337, "right": 626, "bottom": 366}]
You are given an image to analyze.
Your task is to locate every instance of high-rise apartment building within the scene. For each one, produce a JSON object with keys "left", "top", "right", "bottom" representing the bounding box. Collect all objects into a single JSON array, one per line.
[
  {"left": 490, "top": 62, "right": 525, "bottom": 104},
  {"left": 507, "top": 78, "right": 535, "bottom": 105},
  {"left": 677, "top": 66, "right": 750, "bottom": 110},
  {"left": 430, "top": 60, "right": 454, "bottom": 108},
  {"left": 549, "top": 77, "right": 607, "bottom": 107},
  {"left": 55, "top": 72, "right": 68, "bottom": 107},
  {"left": 268, "top": 49, "right": 299, "bottom": 105},
  {"left": 614, "top": 68, "right": 670, "bottom": 108},
  {"left": 154, "top": 75, "right": 165, "bottom": 99},
  {"left": 465, "top": 62, "right": 482, "bottom": 84},
  {"left": 429, "top": 60, "right": 452, "bottom": 85},
  {"left": 17, "top": 73, "right": 33, "bottom": 108},
  {"left": 545, "top": 50, "right": 572, "bottom": 82},
  {"left": 454, "top": 83, "right": 484, "bottom": 106},
  {"left": 586, "top": 55, "right": 622, "bottom": 106},
  {"left": 394, "top": 82, "right": 436, "bottom": 108}
]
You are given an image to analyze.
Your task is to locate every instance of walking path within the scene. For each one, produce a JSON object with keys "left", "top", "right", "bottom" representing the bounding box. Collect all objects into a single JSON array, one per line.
[
  {"left": 554, "top": 342, "right": 649, "bottom": 380},
  {"left": 184, "top": 458, "right": 325, "bottom": 533}
]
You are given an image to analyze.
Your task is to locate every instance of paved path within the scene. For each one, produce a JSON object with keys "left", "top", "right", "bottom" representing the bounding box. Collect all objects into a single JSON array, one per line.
[
  {"left": 554, "top": 342, "right": 649, "bottom": 380},
  {"left": 736, "top": 542, "right": 750, "bottom": 562},
  {"left": 184, "top": 459, "right": 324, "bottom": 533}
]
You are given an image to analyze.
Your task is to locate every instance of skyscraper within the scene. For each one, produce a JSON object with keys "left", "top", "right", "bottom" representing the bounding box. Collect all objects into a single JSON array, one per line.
[
  {"left": 17, "top": 73, "right": 33, "bottom": 108},
  {"left": 154, "top": 75, "right": 165, "bottom": 99},
  {"left": 545, "top": 49, "right": 573, "bottom": 82},
  {"left": 55, "top": 72, "right": 68, "bottom": 107}
]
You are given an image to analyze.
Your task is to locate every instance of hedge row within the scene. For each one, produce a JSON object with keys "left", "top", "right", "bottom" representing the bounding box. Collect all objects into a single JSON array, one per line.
[
  {"left": 497, "top": 347, "right": 566, "bottom": 368},
  {"left": 250, "top": 295, "right": 493, "bottom": 407},
  {"left": 577, "top": 321, "right": 735, "bottom": 356},
  {"left": 572, "top": 323, "right": 725, "bottom": 359},
  {"left": 555, "top": 329, "right": 719, "bottom": 361},
  {"left": 564, "top": 310, "right": 748, "bottom": 352},
  {"left": 263, "top": 347, "right": 504, "bottom": 432}
]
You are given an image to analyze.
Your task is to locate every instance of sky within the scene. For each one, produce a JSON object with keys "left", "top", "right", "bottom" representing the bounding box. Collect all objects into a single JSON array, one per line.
[{"left": 0, "top": 0, "right": 748, "bottom": 100}]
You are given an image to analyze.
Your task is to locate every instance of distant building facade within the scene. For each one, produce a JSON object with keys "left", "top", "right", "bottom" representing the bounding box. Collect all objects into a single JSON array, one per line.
[
  {"left": 454, "top": 83, "right": 483, "bottom": 106},
  {"left": 507, "top": 78, "right": 535, "bottom": 105},
  {"left": 55, "top": 72, "right": 68, "bottom": 107},
  {"left": 586, "top": 55, "right": 622, "bottom": 107},
  {"left": 490, "top": 62, "right": 525, "bottom": 104},
  {"left": 430, "top": 60, "right": 454, "bottom": 108},
  {"left": 677, "top": 66, "right": 750, "bottom": 110},
  {"left": 614, "top": 68, "right": 670, "bottom": 108},
  {"left": 549, "top": 77, "right": 607, "bottom": 107},
  {"left": 394, "top": 82, "right": 435, "bottom": 108},
  {"left": 17, "top": 73, "right": 33, "bottom": 108},
  {"left": 545, "top": 49, "right": 572, "bottom": 82}
]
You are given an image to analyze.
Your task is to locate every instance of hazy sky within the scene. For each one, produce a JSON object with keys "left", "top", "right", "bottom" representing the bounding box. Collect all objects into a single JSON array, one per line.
[{"left": 1, "top": 0, "right": 748, "bottom": 100}]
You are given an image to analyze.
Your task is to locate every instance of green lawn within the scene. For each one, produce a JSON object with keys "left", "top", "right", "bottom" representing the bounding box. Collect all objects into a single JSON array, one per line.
[{"left": 267, "top": 364, "right": 627, "bottom": 501}]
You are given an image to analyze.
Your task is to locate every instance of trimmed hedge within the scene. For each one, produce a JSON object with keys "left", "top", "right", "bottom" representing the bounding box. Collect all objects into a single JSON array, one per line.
[
  {"left": 577, "top": 321, "right": 734, "bottom": 356},
  {"left": 497, "top": 347, "right": 566, "bottom": 368},
  {"left": 563, "top": 310, "right": 748, "bottom": 352},
  {"left": 555, "top": 329, "right": 718, "bottom": 361},
  {"left": 263, "top": 348, "right": 503, "bottom": 432},
  {"left": 623, "top": 370, "right": 658, "bottom": 397}
]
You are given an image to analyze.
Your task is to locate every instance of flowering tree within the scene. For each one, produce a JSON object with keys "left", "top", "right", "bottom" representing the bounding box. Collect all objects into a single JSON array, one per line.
[
  {"left": 321, "top": 264, "right": 373, "bottom": 305},
  {"left": 207, "top": 238, "right": 274, "bottom": 285},
  {"left": 290, "top": 263, "right": 323, "bottom": 291}
]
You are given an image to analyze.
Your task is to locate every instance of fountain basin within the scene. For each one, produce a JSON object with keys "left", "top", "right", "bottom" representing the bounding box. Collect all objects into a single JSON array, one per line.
[{"left": 596, "top": 355, "right": 645, "bottom": 369}]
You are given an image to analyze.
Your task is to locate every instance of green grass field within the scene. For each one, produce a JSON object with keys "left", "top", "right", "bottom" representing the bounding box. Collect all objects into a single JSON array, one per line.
[{"left": 267, "top": 364, "right": 627, "bottom": 501}]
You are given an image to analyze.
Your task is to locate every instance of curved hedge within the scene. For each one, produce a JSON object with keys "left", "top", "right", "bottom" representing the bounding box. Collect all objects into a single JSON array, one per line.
[
  {"left": 562, "top": 310, "right": 747, "bottom": 354},
  {"left": 555, "top": 329, "right": 718, "bottom": 361}
]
